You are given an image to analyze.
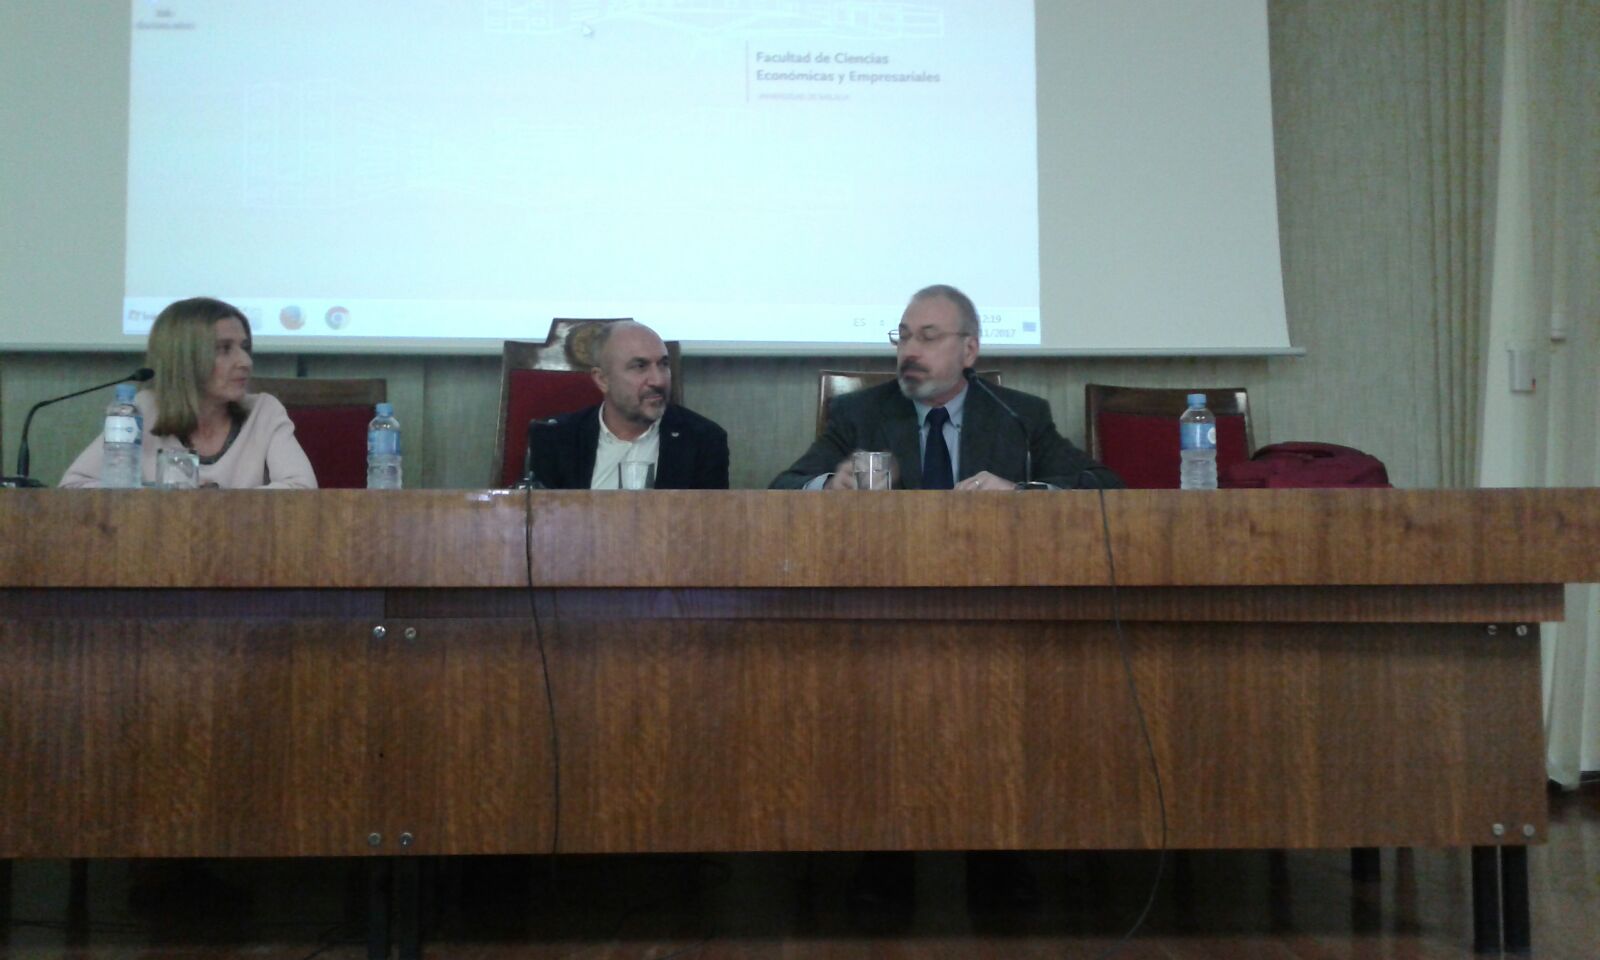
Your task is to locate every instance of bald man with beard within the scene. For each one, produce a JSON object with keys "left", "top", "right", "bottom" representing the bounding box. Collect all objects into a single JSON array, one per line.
[{"left": 524, "top": 321, "right": 729, "bottom": 490}]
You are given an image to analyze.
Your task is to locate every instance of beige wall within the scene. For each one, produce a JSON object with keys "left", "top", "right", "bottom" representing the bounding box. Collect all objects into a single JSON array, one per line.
[{"left": 1, "top": 3, "right": 1486, "bottom": 491}]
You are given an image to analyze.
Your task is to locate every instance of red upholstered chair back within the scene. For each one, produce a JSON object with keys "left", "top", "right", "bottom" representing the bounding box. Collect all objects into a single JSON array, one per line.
[
  {"left": 816, "top": 369, "right": 1003, "bottom": 438},
  {"left": 498, "top": 369, "right": 603, "bottom": 488},
  {"left": 251, "top": 377, "right": 388, "bottom": 489},
  {"left": 493, "top": 319, "right": 683, "bottom": 488},
  {"left": 1084, "top": 384, "right": 1254, "bottom": 489}
]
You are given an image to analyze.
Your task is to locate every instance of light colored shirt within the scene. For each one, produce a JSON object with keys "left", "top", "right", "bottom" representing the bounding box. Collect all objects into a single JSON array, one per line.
[
  {"left": 589, "top": 404, "right": 662, "bottom": 489},
  {"left": 60, "top": 390, "right": 317, "bottom": 489},
  {"left": 805, "top": 383, "right": 969, "bottom": 489}
]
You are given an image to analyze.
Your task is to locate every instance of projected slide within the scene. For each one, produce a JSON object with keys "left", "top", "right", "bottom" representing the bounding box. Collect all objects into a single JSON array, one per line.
[{"left": 124, "top": 0, "right": 1040, "bottom": 345}]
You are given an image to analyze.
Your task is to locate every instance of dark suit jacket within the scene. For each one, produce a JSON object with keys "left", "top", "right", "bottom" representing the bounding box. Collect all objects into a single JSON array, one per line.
[
  {"left": 769, "top": 379, "right": 1120, "bottom": 490},
  {"left": 527, "top": 403, "right": 730, "bottom": 490}
]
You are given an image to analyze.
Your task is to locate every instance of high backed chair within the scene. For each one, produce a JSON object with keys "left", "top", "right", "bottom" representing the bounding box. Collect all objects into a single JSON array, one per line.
[
  {"left": 815, "top": 369, "right": 1003, "bottom": 438},
  {"left": 252, "top": 377, "right": 388, "bottom": 489},
  {"left": 493, "top": 319, "right": 684, "bottom": 488},
  {"left": 1084, "top": 383, "right": 1254, "bottom": 489}
]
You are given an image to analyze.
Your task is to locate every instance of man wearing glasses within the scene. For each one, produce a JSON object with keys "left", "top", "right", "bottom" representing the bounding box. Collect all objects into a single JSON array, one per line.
[
  {"left": 768, "top": 283, "right": 1119, "bottom": 910},
  {"left": 770, "top": 284, "right": 1119, "bottom": 491}
]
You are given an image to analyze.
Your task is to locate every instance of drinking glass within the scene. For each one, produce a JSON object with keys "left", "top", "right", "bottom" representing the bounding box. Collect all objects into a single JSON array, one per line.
[
  {"left": 619, "top": 460, "right": 656, "bottom": 490},
  {"left": 851, "top": 451, "right": 895, "bottom": 490},
  {"left": 156, "top": 449, "right": 201, "bottom": 489}
]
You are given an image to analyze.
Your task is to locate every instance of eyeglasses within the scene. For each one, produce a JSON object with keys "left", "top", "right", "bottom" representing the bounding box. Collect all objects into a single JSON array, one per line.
[{"left": 889, "top": 328, "right": 969, "bottom": 347}]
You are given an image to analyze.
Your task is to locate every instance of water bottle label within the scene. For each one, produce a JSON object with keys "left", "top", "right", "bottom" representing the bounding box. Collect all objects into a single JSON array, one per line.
[
  {"left": 1180, "top": 423, "right": 1216, "bottom": 451},
  {"left": 103, "top": 415, "right": 139, "bottom": 444},
  {"left": 368, "top": 429, "right": 400, "bottom": 457}
]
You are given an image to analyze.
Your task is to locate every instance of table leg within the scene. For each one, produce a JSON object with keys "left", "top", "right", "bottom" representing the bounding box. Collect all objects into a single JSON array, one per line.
[
  {"left": 368, "top": 857, "right": 392, "bottom": 960},
  {"left": 1471, "top": 845, "right": 1500, "bottom": 954},
  {"left": 1500, "top": 845, "right": 1530, "bottom": 955},
  {"left": 396, "top": 857, "right": 420, "bottom": 960},
  {"left": 1350, "top": 847, "right": 1381, "bottom": 883}
]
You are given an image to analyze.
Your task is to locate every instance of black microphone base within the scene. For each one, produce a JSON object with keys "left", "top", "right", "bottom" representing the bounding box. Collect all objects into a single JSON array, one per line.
[{"left": 0, "top": 476, "right": 46, "bottom": 489}]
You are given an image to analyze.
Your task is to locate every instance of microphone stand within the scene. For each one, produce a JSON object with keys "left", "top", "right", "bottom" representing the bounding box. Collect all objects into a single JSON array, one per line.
[
  {"left": 2, "top": 369, "right": 154, "bottom": 488},
  {"left": 963, "top": 367, "right": 1034, "bottom": 486},
  {"left": 513, "top": 418, "right": 557, "bottom": 490}
]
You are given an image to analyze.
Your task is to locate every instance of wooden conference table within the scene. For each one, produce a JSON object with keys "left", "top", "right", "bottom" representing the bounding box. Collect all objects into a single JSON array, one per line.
[{"left": 2, "top": 488, "right": 1597, "bottom": 952}]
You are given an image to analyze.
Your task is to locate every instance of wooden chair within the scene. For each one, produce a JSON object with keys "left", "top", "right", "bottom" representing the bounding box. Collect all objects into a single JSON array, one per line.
[
  {"left": 492, "top": 319, "right": 684, "bottom": 488},
  {"left": 1084, "top": 383, "right": 1254, "bottom": 489},
  {"left": 253, "top": 377, "right": 388, "bottom": 489},
  {"left": 815, "top": 369, "right": 1002, "bottom": 438}
]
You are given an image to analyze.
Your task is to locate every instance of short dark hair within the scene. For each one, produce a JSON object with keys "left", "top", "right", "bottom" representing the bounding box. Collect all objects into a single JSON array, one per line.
[{"left": 910, "top": 284, "right": 980, "bottom": 338}]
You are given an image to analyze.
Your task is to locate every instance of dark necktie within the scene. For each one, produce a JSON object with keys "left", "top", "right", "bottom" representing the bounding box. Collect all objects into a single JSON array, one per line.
[{"left": 921, "top": 406, "right": 954, "bottom": 490}]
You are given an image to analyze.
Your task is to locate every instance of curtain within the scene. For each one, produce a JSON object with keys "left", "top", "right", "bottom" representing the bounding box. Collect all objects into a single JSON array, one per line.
[
  {"left": 1485, "top": 0, "right": 1600, "bottom": 787},
  {"left": 1529, "top": 0, "right": 1600, "bottom": 788},
  {"left": 1414, "top": 0, "right": 1504, "bottom": 487}
]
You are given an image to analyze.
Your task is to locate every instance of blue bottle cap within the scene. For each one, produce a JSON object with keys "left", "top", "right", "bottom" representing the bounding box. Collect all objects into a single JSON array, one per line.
[
  {"left": 115, "top": 383, "right": 137, "bottom": 401},
  {"left": 1186, "top": 393, "right": 1207, "bottom": 408},
  {"left": 375, "top": 402, "right": 394, "bottom": 417}
]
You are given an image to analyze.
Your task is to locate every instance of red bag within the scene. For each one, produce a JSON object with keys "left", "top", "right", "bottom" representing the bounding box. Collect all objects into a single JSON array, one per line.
[{"left": 1221, "top": 442, "right": 1391, "bottom": 488}]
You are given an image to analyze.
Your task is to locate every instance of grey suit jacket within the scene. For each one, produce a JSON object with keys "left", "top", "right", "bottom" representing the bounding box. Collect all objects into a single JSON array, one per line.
[{"left": 769, "top": 379, "right": 1121, "bottom": 490}]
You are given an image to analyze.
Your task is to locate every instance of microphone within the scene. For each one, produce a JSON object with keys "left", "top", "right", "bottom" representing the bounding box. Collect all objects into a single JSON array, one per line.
[
  {"left": 516, "top": 417, "right": 558, "bottom": 490},
  {"left": 2, "top": 368, "right": 154, "bottom": 488},
  {"left": 963, "top": 367, "right": 1033, "bottom": 485}
]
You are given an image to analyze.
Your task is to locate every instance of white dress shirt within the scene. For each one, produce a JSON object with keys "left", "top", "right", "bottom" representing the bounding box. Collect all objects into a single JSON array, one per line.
[{"left": 590, "top": 405, "right": 662, "bottom": 489}]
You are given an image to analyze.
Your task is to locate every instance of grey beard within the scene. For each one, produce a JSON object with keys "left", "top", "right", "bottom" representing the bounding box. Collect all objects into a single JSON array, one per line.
[{"left": 898, "top": 372, "right": 958, "bottom": 402}]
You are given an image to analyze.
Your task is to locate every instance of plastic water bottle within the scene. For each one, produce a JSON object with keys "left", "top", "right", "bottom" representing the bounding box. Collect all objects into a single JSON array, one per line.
[
  {"left": 100, "top": 383, "right": 143, "bottom": 488},
  {"left": 1179, "top": 393, "right": 1217, "bottom": 490},
  {"left": 366, "top": 402, "right": 402, "bottom": 490}
]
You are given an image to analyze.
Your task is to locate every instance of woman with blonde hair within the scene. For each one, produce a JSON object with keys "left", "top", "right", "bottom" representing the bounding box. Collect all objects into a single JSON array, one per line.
[{"left": 61, "top": 297, "right": 316, "bottom": 488}]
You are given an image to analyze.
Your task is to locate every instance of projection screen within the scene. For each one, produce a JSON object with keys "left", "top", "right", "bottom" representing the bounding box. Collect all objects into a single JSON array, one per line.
[{"left": 0, "top": 1, "right": 1291, "bottom": 355}]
